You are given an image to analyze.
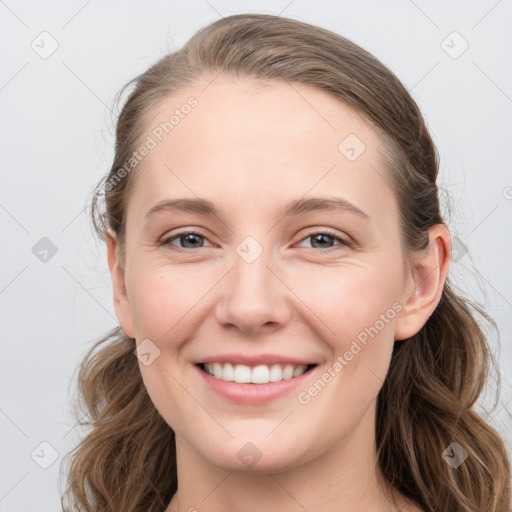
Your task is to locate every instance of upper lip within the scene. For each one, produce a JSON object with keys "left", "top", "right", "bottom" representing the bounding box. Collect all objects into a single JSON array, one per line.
[{"left": 196, "top": 354, "right": 317, "bottom": 366}]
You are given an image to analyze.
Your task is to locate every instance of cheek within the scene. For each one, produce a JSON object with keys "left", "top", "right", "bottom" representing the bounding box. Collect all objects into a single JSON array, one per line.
[
  {"left": 127, "top": 260, "right": 214, "bottom": 340},
  {"left": 292, "top": 267, "right": 401, "bottom": 430},
  {"left": 292, "top": 262, "right": 402, "bottom": 348}
]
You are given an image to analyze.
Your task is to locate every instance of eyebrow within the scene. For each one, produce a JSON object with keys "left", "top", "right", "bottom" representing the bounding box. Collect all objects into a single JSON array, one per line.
[{"left": 144, "top": 196, "right": 370, "bottom": 221}]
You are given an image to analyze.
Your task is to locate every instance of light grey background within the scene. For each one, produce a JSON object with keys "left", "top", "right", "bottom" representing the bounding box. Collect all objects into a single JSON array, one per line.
[{"left": 1, "top": 1, "right": 511, "bottom": 510}]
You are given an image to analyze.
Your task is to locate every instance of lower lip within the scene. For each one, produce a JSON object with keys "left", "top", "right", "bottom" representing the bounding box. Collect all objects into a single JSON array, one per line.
[{"left": 196, "top": 364, "right": 316, "bottom": 404}]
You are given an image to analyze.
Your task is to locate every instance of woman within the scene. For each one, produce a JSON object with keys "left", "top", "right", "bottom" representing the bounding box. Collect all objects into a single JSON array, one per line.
[{"left": 62, "top": 13, "right": 511, "bottom": 512}]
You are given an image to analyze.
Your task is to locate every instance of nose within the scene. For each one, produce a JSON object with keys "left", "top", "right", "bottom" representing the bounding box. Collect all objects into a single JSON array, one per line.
[{"left": 215, "top": 243, "right": 291, "bottom": 335}]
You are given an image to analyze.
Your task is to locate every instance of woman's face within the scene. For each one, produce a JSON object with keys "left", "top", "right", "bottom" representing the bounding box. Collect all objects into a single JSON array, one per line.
[{"left": 110, "top": 76, "right": 428, "bottom": 472}]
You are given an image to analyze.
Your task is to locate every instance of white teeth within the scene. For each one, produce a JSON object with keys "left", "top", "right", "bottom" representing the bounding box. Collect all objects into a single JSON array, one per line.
[
  {"left": 222, "top": 362, "right": 234, "bottom": 381},
  {"left": 202, "top": 362, "right": 310, "bottom": 384},
  {"left": 293, "top": 365, "right": 306, "bottom": 377},
  {"left": 213, "top": 362, "right": 223, "bottom": 379},
  {"left": 282, "top": 365, "right": 294, "bottom": 380},
  {"left": 234, "top": 364, "right": 251, "bottom": 383},
  {"left": 251, "top": 365, "right": 270, "bottom": 384},
  {"left": 269, "top": 364, "right": 282, "bottom": 382}
]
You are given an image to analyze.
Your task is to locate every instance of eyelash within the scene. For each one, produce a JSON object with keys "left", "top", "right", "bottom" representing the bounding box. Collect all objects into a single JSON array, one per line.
[{"left": 159, "top": 228, "right": 353, "bottom": 252}]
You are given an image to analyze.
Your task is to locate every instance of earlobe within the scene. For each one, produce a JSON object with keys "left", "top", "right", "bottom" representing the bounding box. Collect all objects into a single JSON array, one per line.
[
  {"left": 394, "top": 224, "right": 451, "bottom": 341},
  {"left": 106, "top": 230, "right": 135, "bottom": 338}
]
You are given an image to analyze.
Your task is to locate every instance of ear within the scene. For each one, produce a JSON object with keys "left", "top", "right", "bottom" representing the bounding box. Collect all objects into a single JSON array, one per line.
[
  {"left": 106, "top": 230, "right": 135, "bottom": 338},
  {"left": 394, "top": 224, "right": 451, "bottom": 341}
]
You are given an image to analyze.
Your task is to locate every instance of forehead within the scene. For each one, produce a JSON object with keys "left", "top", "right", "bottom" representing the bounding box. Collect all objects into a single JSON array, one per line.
[{"left": 127, "top": 76, "right": 397, "bottom": 224}]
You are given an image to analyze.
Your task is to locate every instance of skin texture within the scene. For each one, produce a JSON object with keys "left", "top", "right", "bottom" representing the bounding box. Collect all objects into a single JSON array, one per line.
[{"left": 107, "top": 76, "right": 450, "bottom": 512}]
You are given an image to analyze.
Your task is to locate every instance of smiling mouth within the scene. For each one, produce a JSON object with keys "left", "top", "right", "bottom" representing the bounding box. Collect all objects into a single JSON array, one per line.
[{"left": 197, "top": 362, "right": 317, "bottom": 384}]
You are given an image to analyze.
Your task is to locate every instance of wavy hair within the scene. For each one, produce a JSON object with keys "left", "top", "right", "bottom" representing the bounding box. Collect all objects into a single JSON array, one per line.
[{"left": 61, "top": 13, "right": 511, "bottom": 512}]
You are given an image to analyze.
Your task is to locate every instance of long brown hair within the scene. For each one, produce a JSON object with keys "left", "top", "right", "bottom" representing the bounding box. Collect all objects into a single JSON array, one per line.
[{"left": 61, "top": 13, "right": 511, "bottom": 511}]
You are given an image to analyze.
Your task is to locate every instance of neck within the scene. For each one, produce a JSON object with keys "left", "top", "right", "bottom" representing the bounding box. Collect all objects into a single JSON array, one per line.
[{"left": 165, "top": 402, "right": 414, "bottom": 512}]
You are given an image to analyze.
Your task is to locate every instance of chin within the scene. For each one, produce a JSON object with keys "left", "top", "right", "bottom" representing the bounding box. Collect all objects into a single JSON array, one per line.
[{"left": 196, "top": 435, "right": 312, "bottom": 474}]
